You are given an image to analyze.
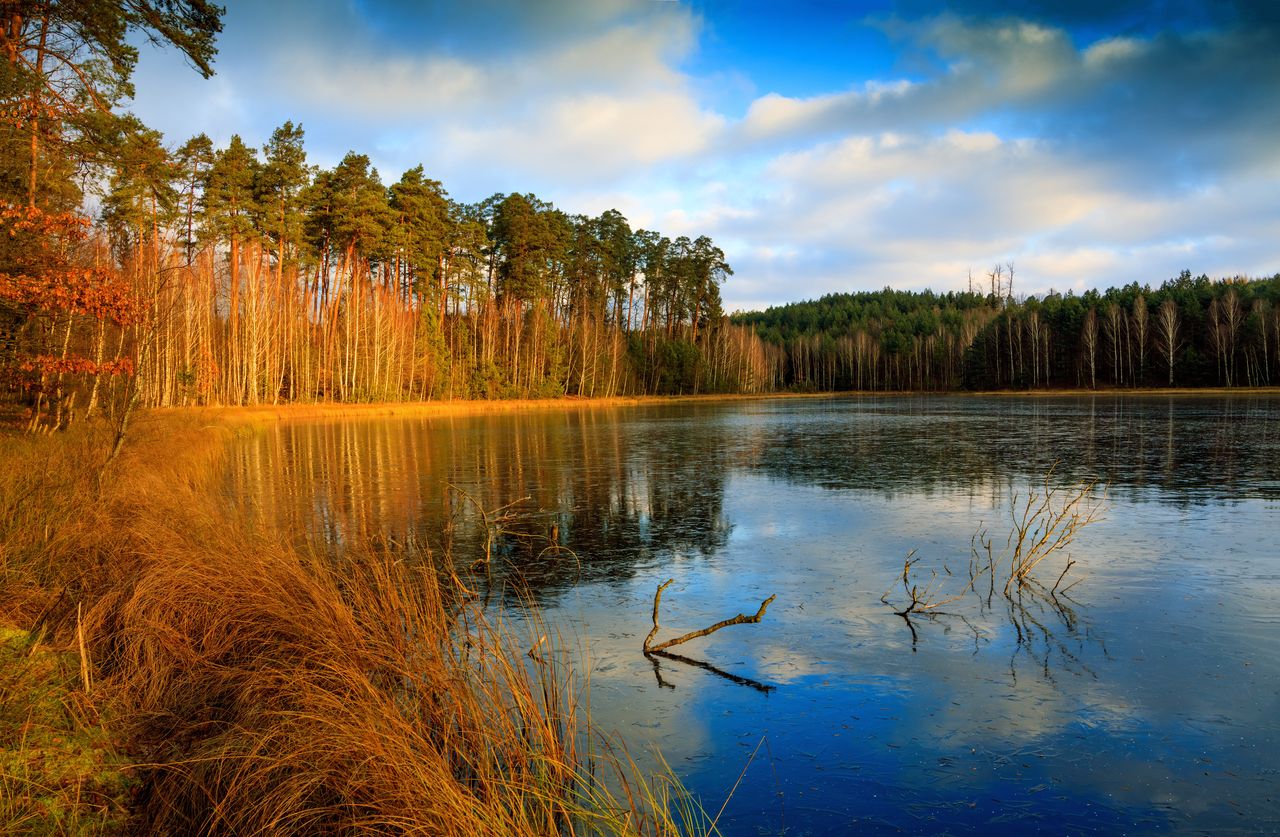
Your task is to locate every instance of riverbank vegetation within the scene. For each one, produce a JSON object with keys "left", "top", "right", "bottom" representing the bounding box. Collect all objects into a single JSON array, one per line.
[{"left": 0, "top": 412, "right": 706, "bottom": 833}]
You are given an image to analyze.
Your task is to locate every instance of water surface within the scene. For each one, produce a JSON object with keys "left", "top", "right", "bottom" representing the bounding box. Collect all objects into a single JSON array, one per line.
[{"left": 228, "top": 395, "right": 1280, "bottom": 834}]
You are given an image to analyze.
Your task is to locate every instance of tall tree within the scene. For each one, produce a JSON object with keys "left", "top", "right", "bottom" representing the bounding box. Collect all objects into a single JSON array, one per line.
[
  {"left": 492, "top": 192, "right": 549, "bottom": 306},
  {"left": 255, "top": 121, "right": 309, "bottom": 282},
  {"left": 388, "top": 165, "right": 450, "bottom": 313},
  {"left": 174, "top": 132, "right": 213, "bottom": 261},
  {"left": 0, "top": 0, "right": 222, "bottom": 208},
  {"left": 1131, "top": 293, "right": 1149, "bottom": 385},
  {"left": 1079, "top": 308, "right": 1099, "bottom": 389},
  {"left": 99, "top": 115, "right": 176, "bottom": 263},
  {"left": 688, "top": 235, "right": 731, "bottom": 343}
]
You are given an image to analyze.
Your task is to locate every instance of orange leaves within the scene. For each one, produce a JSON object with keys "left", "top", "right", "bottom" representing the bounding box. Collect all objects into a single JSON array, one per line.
[
  {"left": 0, "top": 202, "right": 91, "bottom": 242},
  {"left": 18, "top": 356, "right": 135, "bottom": 377},
  {"left": 1, "top": 202, "right": 141, "bottom": 401},
  {"left": 0, "top": 268, "right": 142, "bottom": 326},
  {"left": 0, "top": 202, "right": 142, "bottom": 327}
]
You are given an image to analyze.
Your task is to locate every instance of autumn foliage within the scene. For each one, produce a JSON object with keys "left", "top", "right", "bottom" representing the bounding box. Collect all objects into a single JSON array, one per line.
[{"left": 0, "top": 201, "right": 140, "bottom": 428}]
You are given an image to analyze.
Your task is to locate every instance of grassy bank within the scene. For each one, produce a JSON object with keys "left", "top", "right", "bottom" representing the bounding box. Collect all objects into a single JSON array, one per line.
[
  {"left": 169, "top": 390, "right": 840, "bottom": 429},
  {"left": 0, "top": 412, "right": 701, "bottom": 834}
]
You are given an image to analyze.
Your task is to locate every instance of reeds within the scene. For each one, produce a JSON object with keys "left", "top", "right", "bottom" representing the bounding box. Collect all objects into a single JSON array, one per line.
[{"left": 1, "top": 412, "right": 701, "bottom": 834}]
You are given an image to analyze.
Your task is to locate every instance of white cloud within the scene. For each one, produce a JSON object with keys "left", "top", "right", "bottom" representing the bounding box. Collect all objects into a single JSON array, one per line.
[
  {"left": 132, "top": 0, "right": 719, "bottom": 190},
  {"left": 1081, "top": 35, "right": 1146, "bottom": 69},
  {"left": 703, "top": 121, "right": 1279, "bottom": 308}
]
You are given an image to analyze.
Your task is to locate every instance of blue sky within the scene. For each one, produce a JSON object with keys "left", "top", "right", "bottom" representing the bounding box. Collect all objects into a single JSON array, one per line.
[{"left": 128, "top": 0, "right": 1280, "bottom": 311}]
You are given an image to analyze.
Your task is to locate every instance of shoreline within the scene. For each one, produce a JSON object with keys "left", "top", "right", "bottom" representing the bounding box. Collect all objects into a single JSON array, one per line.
[
  {"left": 160, "top": 391, "right": 833, "bottom": 427},
  {"left": 9, "top": 385, "right": 1272, "bottom": 434},
  {"left": 157, "top": 385, "right": 1280, "bottom": 428}
]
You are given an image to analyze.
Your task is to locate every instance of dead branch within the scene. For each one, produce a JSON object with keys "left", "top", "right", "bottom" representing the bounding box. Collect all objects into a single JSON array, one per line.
[
  {"left": 881, "top": 550, "right": 968, "bottom": 617},
  {"left": 642, "top": 578, "right": 776, "bottom": 654},
  {"left": 447, "top": 484, "right": 531, "bottom": 571},
  {"left": 960, "top": 466, "right": 1106, "bottom": 599},
  {"left": 1001, "top": 468, "right": 1104, "bottom": 594}
]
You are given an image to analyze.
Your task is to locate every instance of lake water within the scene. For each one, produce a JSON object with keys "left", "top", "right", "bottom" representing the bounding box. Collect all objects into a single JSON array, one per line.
[{"left": 227, "top": 395, "right": 1280, "bottom": 834}]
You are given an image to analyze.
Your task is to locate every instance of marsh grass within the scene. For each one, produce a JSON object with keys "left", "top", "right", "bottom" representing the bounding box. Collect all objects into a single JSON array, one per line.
[{"left": 1, "top": 412, "right": 704, "bottom": 835}]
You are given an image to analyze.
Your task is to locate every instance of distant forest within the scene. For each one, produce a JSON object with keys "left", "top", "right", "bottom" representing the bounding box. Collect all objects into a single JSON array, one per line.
[
  {"left": 733, "top": 269, "right": 1280, "bottom": 391},
  {"left": 2, "top": 111, "right": 776, "bottom": 426}
]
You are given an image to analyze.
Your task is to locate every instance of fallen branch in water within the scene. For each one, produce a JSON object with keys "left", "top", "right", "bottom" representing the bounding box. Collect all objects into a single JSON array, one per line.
[
  {"left": 880, "top": 550, "right": 968, "bottom": 617},
  {"left": 642, "top": 578, "right": 777, "bottom": 654}
]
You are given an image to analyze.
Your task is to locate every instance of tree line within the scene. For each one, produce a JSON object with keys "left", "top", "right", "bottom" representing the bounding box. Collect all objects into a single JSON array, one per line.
[
  {"left": 3, "top": 3, "right": 1275, "bottom": 435},
  {"left": 90, "top": 127, "right": 774, "bottom": 409},
  {"left": 1, "top": 2, "right": 774, "bottom": 430},
  {"left": 733, "top": 268, "right": 1280, "bottom": 391}
]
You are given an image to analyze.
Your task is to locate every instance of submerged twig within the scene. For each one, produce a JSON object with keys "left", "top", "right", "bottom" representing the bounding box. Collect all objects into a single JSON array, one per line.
[{"left": 880, "top": 550, "right": 968, "bottom": 617}]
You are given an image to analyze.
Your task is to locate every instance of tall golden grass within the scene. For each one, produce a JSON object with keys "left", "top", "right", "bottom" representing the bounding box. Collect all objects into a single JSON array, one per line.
[{"left": 1, "top": 413, "right": 705, "bottom": 834}]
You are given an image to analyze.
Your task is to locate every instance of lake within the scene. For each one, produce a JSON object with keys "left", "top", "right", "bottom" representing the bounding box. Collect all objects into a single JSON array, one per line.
[{"left": 227, "top": 395, "right": 1280, "bottom": 834}]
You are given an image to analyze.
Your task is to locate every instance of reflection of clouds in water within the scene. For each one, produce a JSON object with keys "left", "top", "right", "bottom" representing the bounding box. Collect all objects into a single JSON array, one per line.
[
  {"left": 508, "top": 582, "right": 726, "bottom": 775},
  {"left": 642, "top": 469, "right": 1280, "bottom": 826}
]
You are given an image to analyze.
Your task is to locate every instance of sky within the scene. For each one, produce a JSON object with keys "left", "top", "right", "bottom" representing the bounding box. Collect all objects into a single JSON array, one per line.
[{"left": 127, "top": 0, "right": 1280, "bottom": 312}]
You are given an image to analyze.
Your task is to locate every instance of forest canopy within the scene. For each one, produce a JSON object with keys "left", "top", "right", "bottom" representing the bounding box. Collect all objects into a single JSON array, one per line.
[{"left": 733, "top": 271, "right": 1280, "bottom": 391}]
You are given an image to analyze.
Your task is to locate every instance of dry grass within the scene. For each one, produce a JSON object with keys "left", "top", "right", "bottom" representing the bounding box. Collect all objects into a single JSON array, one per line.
[
  {"left": 171, "top": 390, "right": 834, "bottom": 431},
  {"left": 1, "top": 412, "right": 703, "bottom": 835}
]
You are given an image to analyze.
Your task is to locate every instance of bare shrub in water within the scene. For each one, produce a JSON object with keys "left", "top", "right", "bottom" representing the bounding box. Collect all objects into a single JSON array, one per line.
[
  {"left": 884, "top": 466, "right": 1106, "bottom": 619},
  {"left": 970, "top": 466, "right": 1105, "bottom": 598}
]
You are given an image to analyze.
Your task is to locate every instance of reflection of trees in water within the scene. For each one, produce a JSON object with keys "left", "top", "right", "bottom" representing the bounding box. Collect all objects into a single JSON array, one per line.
[
  {"left": 226, "top": 409, "right": 732, "bottom": 598},
  {"left": 748, "top": 396, "right": 1280, "bottom": 503}
]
